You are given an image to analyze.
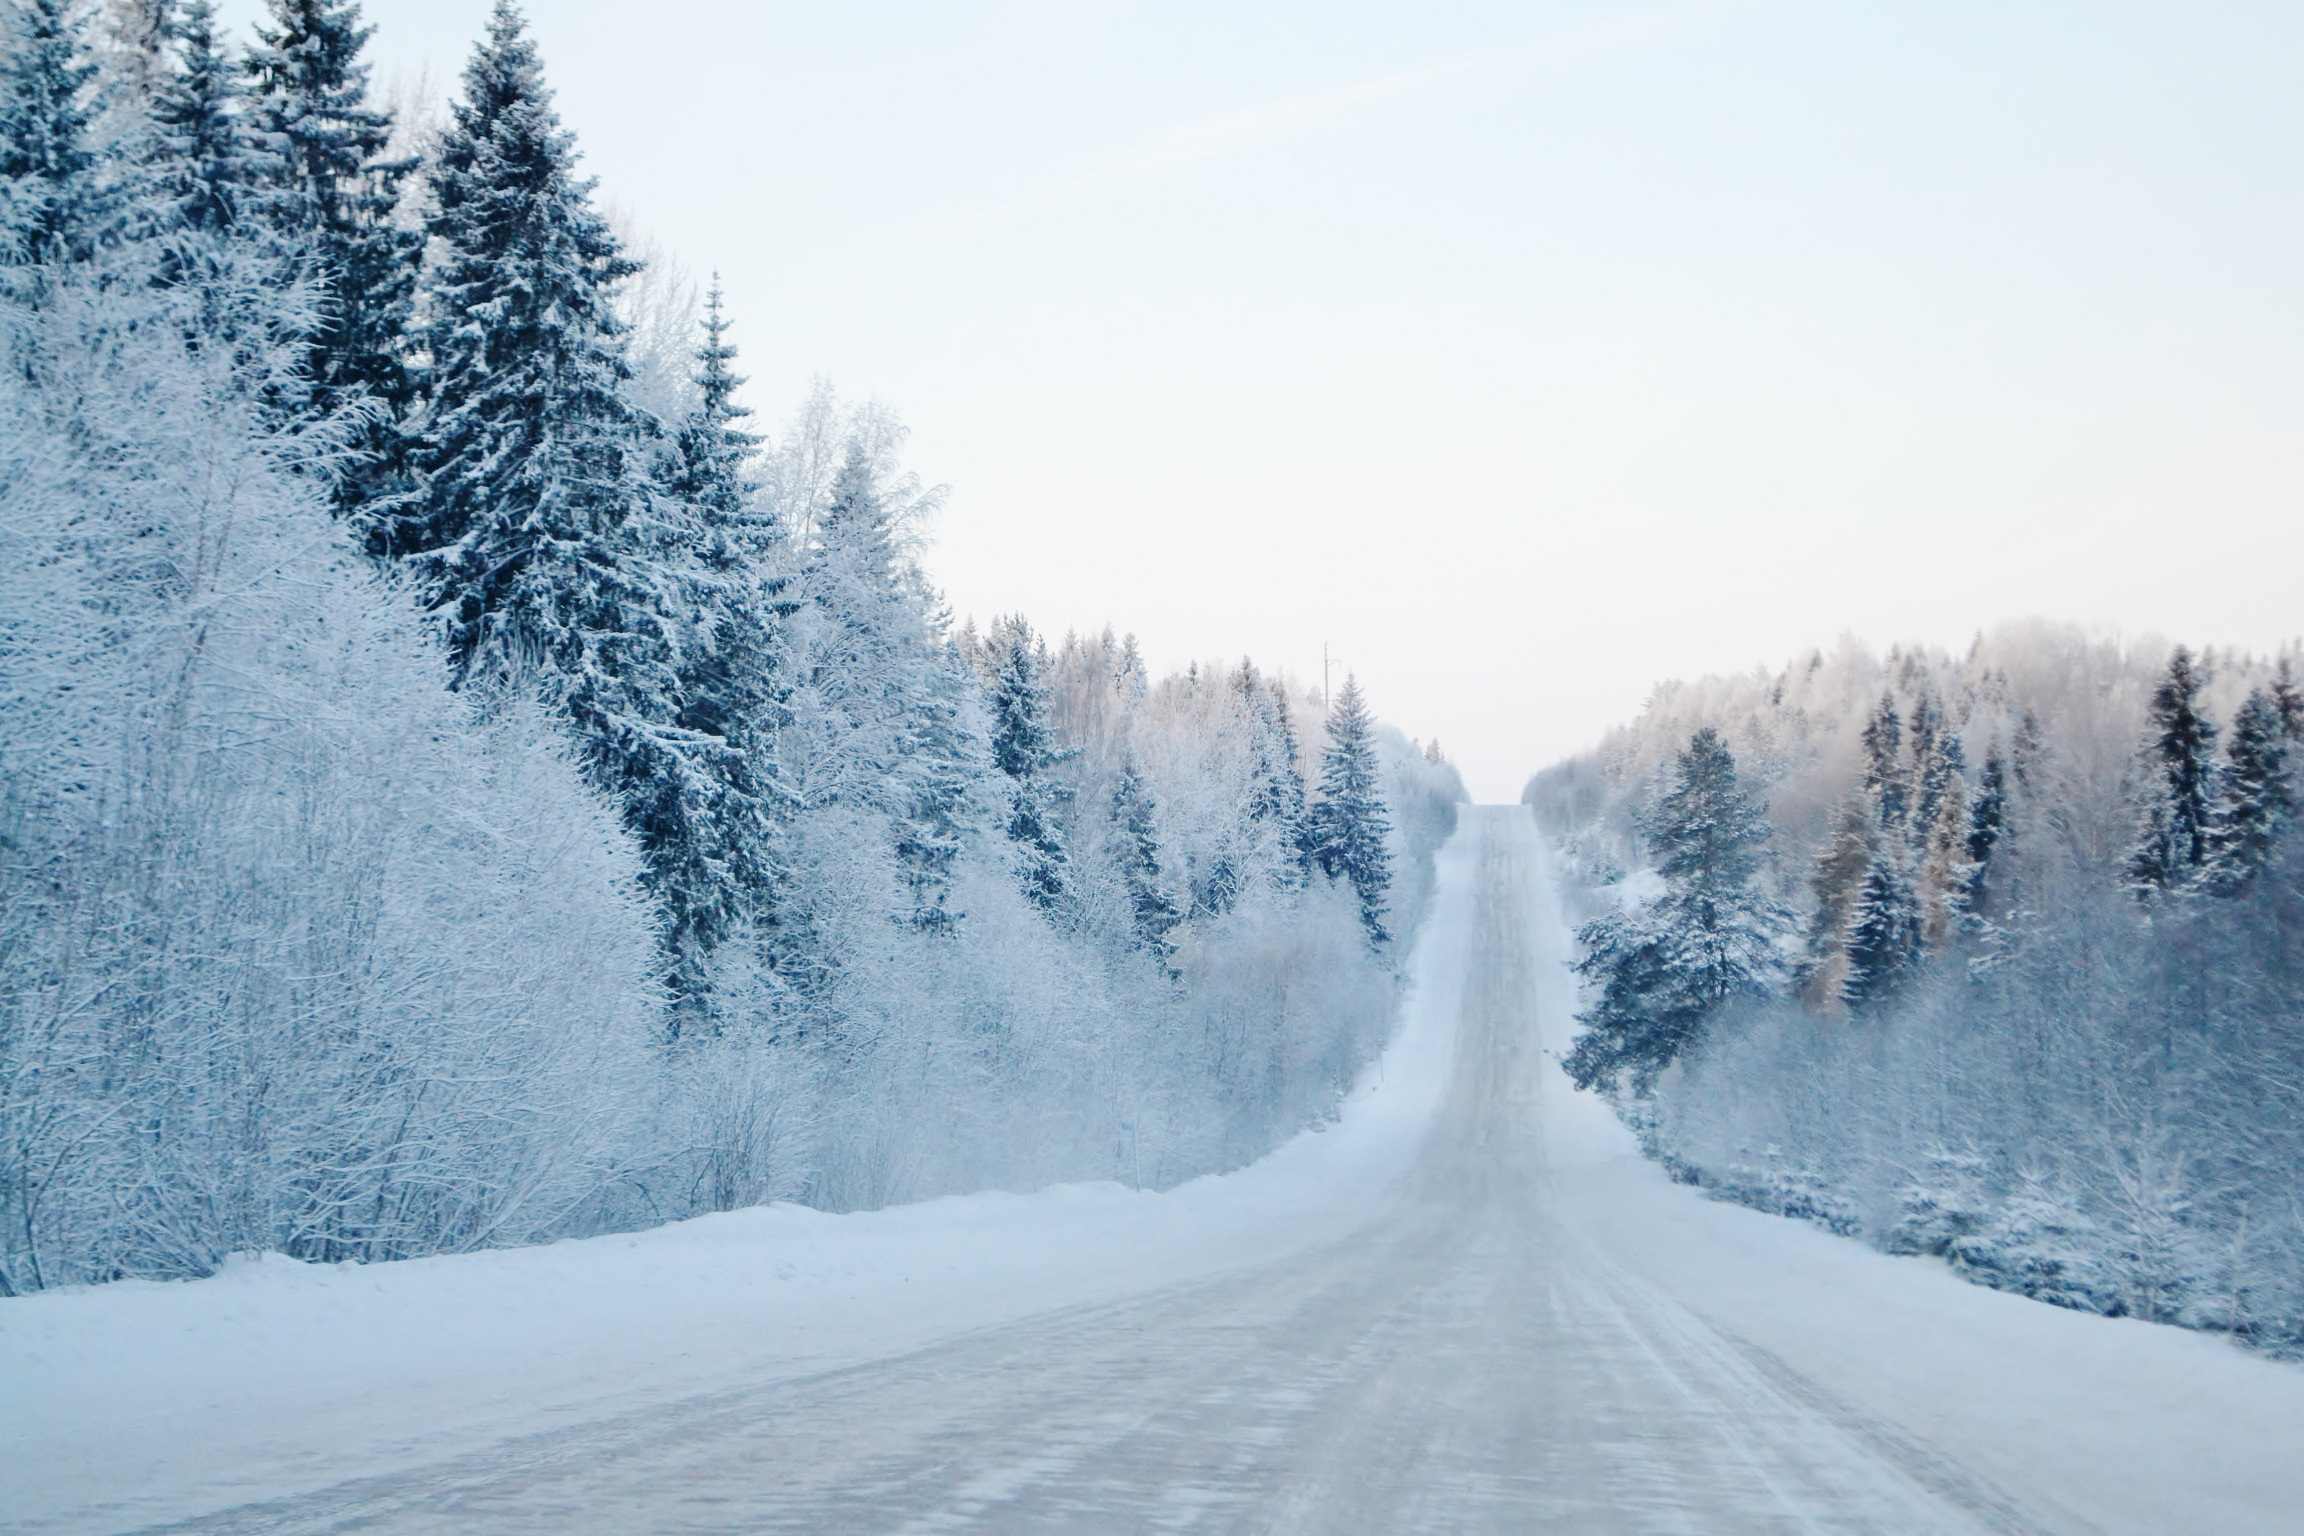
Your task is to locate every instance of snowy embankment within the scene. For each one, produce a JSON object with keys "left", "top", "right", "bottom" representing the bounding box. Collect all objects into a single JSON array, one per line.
[
  {"left": 1522, "top": 834, "right": 2304, "bottom": 1536},
  {"left": 0, "top": 830, "right": 1477, "bottom": 1534}
]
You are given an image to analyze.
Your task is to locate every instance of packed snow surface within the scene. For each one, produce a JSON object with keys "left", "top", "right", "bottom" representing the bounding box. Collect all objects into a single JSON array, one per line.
[{"left": 7, "top": 807, "right": 2304, "bottom": 1532}]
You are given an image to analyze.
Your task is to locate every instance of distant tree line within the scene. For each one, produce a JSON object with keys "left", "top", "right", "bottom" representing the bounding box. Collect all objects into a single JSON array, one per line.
[{"left": 1536, "top": 626, "right": 2304, "bottom": 1357}]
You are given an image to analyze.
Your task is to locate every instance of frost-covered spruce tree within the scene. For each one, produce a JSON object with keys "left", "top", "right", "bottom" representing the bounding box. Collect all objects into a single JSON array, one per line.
[
  {"left": 1841, "top": 836, "right": 1921, "bottom": 1012},
  {"left": 1917, "top": 733, "right": 1973, "bottom": 949},
  {"left": 243, "top": 0, "right": 420, "bottom": 505},
  {"left": 1115, "top": 630, "right": 1149, "bottom": 699},
  {"left": 2271, "top": 657, "right": 2304, "bottom": 743},
  {"left": 2125, "top": 645, "right": 2219, "bottom": 897},
  {"left": 1305, "top": 674, "right": 1394, "bottom": 948},
  {"left": 899, "top": 638, "right": 994, "bottom": 928},
  {"left": 395, "top": 1, "right": 726, "bottom": 1015},
  {"left": 1109, "top": 757, "right": 1181, "bottom": 966},
  {"left": 1232, "top": 660, "right": 1307, "bottom": 889},
  {"left": 782, "top": 437, "right": 981, "bottom": 932},
  {"left": 1268, "top": 679, "right": 1315, "bottom": 874},
  {"left": 1860, "top": 692, "right": 1907, "bottom": 830},
  {"left": 2200, "top": 688, "right": 2293, "bottom": 897},
  {"left": 637, "top": 276, "right": 797, "bottom": 1013},
  {"left": 1906, "top": 692, "right": 1952, "bottom": 844},
  {"left": 987, "top": 615, "right": 1073, "bottom": 915},
  {"left": 660, "top": 278, "right": 791, "bottom": 953},
  {"left": 140, "top": 0, "right": 269, "bottom": 240},
  {"left": 1963, "top": 745, "right": 2010, "bottom": 919},
  {"left": 1564, "top": 727, "right": 1788, "bottom": 1094},
  {"left": 0, "top": 0, "right": 111, "bottom": 273}
]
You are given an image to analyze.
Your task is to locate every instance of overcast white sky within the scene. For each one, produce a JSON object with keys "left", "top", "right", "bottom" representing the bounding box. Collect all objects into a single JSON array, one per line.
[{"left": 239, "top": 1, "right": 2301, "bottom": 799}]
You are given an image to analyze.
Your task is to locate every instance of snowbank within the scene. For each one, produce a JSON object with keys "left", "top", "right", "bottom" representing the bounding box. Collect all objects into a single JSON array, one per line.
[
  {"left": 0, "top": 822, "right": 1477, "bottom": 1534},
  {"left": 1518, "top": 833, "right": 2304, "bottom": 1536}
]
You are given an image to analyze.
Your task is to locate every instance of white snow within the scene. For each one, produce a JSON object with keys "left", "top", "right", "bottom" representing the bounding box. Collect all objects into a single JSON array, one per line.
[
  {"left": 7, "top": 810, "right": 2304, "bottom": 1534},
  {"left": 0, "top": 828, "right": 1476, "bottom": 1535}
]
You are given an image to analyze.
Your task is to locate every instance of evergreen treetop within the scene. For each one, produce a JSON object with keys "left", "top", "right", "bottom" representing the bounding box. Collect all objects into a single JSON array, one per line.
[
  {"left": 243, "top": 0, "right": 420, "bottom": 418},
  {"left": 1306, "top": 674, "right": 1394, "bottom": 947},
  {"left": 1, "top": 0, "right": 109, "bottom": 268},
  {"left": 2125, "top": 646, "right": 2219, "bottom": 897}
]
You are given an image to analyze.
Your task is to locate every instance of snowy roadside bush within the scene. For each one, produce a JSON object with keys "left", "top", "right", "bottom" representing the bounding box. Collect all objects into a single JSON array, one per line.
[
  {"left": 1948, "top": 1172, "right": 2124, "bottom": 1316},
  {"left": 1882, "top": 1146, "right": 1992, "bottom": 1258},
  {"left": 0, "top": 256, "right": 660, "bottom": 1294}
]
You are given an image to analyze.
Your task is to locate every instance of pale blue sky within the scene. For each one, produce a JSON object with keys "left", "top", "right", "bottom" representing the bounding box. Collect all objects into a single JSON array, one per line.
[{"left": 241, "top": 1, "right": 2302, "bottom": 797}]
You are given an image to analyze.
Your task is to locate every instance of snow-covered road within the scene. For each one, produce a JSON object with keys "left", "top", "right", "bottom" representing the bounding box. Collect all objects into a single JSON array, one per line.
[{"left": 10, "top": 806, "right": 2304, "bottom": 1533}]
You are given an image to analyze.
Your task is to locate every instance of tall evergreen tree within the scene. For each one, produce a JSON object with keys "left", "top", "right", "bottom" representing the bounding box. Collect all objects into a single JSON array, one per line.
[
  {"left": 1910, "top": 716, "right": 1964, "bottom": 852},
  {"left": 1109, "top": 758, "right": 1180, "bottom": 967},
  {"left": 1841, "top": 836, "right": 1922, "bottom": 1012},
  {"left": 243, "top": 0, "right": 421, "bottom": 498},
  {"left": 1304, "top": 675, "right": 1393, "bottom": 948},
  {"left": 395, "top": 1, "right": 724, "bottom": 1022},
  {"left": 655, "top": 276, "right": 794, "bottom": 1008},
  {"left": 1268, "top": 678, "right": 1313, "bottom": 875},
  {"left": 776, "top": 440, "right": 981, "bottom": 957},
  {"left": 0, "top": 0, "right": 109, "bottom": 272},
  {"left": 1963, "top": 745, "right": 2010, "bottom": 919},
  {"left": 1564, "top": 728, "right": 1789, "bottom": 1094},
  {"left": 1234, "top": 659, "right": 1308, "bottom": 888},
  {"left": 898, "top": 638, "right": 989, "bottom": 929},
  {"left": 1906, "top": 691, "right": 1947, "bottom": 842},
  {"left": 986, "top": 616, "right": 1072, "bottom": 915},
  {"left": 2125, "top": 646, "right": 2219, "bottom": 897},
  {"left": 389, "top": 0, "right": 648, "bottom": 578},
  {"left": 1861, "top": 692, "right": 1907, "bottom": 829},
  {"left": 2270, "top": 657, "right": 2303, "bottom": 744},
  {"left": 2200, "top": 688, "right": 2294, "bottom": 897},
  {"left": 142, "top": 0, "right": 267, "bottom": 239},
  {"left": 1113, "top": 630, "right": 1148, "bottom": 701},
  {"left": 1917, "top": 762, "right": 1973, "bottom": 951}
]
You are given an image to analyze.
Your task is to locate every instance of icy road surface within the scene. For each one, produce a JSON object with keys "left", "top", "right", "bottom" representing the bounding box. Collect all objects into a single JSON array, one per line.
[{"left": 10, "top": 807, "right": 2304, "bottom": 1533}]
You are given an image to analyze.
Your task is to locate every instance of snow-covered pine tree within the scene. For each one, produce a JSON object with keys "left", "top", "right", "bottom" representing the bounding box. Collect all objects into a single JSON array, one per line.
[
  {"left": 1963, "top": 745, "right": 2009, "bottom": 920},
  {"left": 1841, "top": 833, "right": 1922, "bottom": 1012},
  {"left": 1907, "top": 691, "right": 1949, "bottom": 844},
  {"left": 1109, "top": 758, "right": 1180, "bottom": 967},
  {"left": 651, "top": 275, "right": 796, "bottom": 1014},
  {"left": 1114, "top": 630, "right": 1148, "bottom": 701},
  {"left": 2124, "top": 646, "right": 2219, "bottom": 897},
  {"left": 2200, "top": 688, "right": 2293, "bottom": 897},
  {"left": 1268, "top": 678, "right": 1314, "bottom": 877},
  {"left": 2270, "top": 656, "right": 2303, "bottom": 743},
  {"left": 243, "top": 0, "right": 421, "bottom": 508},
  {"left": 0, "top": 0, "right": 111, "bottom": 274},
  {"left": 1861, "top": 692, "right": 1907, "bottom": 829},
  {"left": 1233, "top": 659, "right": 1307, "bottom": 889},
  {"left": 1911, "top": 716, "right": 1964, "bottom": 851},
  {"left": 1563, "top": 727, "right": 1788, "bottom": 1094},
  {"left": 395, "top": 1, "right": 729, "bottom": 1020},
  {"left": 1917, "top": 754, "right": 1973, "bottom": 951},
  {"left": 1304, "top": 674, "right": 1394, "bottom": 947},
  {"left": 391, "top": 0, "right": 649, "bottom": 574},
  {"left": 142, "top": 0, "right": 269, "bottom": 241},
  {"left": 896, "top": 635, "right": 990, "bottom": 930},
  {"left": 987, "top": 615, "right": 1073, "bottom": 915}
]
